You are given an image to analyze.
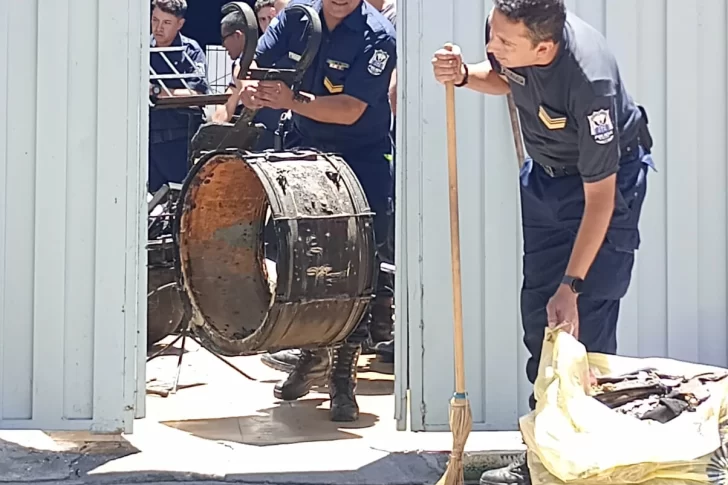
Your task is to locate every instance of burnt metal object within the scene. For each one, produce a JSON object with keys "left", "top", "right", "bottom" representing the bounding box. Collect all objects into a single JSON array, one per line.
[
  {"left": 190, "top": 3, "right": 323, "bottom": 160},
  {"left": 153, "top": 94, "right": 231, "bottom": 110},
  {"left": 147, "top": 184, "right": 185, "bottom": 347},
  {"left": 149, "top": 45, "right": 230, "bottom": 109},
  {"left": 174, "top": 148, "right": 377, "bottom": 357},
  {"left": 591, "top": 370, "right": 728, "bottom": 424}
]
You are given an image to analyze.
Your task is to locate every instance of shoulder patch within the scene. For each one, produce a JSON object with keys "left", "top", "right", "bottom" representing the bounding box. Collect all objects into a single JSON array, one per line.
[
  {"left": 367, "top": 49, "right": 389, "bottom": 76},
  {"left": 587, "top": 109, "right": 615, "bottom": 144}
]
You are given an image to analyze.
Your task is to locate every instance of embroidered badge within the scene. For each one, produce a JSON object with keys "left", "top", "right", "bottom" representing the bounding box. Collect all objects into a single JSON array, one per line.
[
  {"left": 587, "top": 109, "right": 615, "bottom": 144},
  {"left": 367, "top": 49, "right": 389, "bottom": 76}
]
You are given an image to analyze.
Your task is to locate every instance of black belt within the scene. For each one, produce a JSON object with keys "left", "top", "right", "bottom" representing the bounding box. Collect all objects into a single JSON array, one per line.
[
  {"left": 539, "top": 137, "right": 648, "bottom": 178},
  {"left": 539, "top": 163, "right": 579, "bottom": 178}
]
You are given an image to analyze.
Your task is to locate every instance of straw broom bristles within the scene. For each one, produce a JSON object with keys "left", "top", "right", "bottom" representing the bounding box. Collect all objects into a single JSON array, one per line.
[{"left": 436, "top": 394, "right": 473, "bottom": 485}]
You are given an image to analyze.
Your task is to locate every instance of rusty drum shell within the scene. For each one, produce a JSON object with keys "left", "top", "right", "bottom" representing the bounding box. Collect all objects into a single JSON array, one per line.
[
  {"left": 174, "top": 148, "right": 377, "bottom": 357},
  {"left": 147, "top": 238, "right": 184, "bottom": 348}
]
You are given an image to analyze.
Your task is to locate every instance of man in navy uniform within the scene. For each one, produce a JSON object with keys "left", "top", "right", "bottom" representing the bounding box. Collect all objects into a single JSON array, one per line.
[
  {"left": 149, "top": 0, "right": 209, "bottom": 193},
  {"left": 241, "top": 0, "right": 396, "bottom": 422},
  {"left": 432, "top": 1, "right": 654, "bottom": 483},
  {"left": 211, "top": 7, "right": 291, "bottom": 151}
]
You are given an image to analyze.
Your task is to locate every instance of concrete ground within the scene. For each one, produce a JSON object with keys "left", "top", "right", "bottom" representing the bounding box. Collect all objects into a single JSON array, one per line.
[{"left": 0, "top": 338, "right": 523, "bottom": 484}]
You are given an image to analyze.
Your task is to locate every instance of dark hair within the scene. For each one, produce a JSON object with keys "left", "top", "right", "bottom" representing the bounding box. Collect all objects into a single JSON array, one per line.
[
  {"left": 254, "top": 0, "right": 276, "bottom": 13},
  {"left": 221, "top": 10, "right": 246, "bottom": 36},
  {"left": 152, "top": 0, "right": 187, "bottom": 18},
  {"left": 493, "top": 0, "right": 566, "bottom": 44}
]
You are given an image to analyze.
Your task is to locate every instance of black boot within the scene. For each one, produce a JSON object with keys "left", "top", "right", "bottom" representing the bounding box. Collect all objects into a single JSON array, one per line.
[
  {"left": 373, "top": 339, "right": 394, "bottom": 363},
  {"left": 329, "top": 343, "right": 362, "bottom": 422},
  {"left": 273, "top": 348, "right": 330, "bottom": 401},
  {"left": 479, "top": 454, "right": 530, "bottom": 485},
  {"left": 261, "top": 349, "right": 302, "bottom": 373},
  {"left": 369, "top": 296, "right": 394, "bottom": 343}
]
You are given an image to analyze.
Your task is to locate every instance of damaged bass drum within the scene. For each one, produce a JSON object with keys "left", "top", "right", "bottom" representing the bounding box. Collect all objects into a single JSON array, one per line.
[
  {"left": 174, "top": 149, "right": 377, "bottom": 357},
  {"left": 147, "top": 184, "right": 185, "bottom": 348}
]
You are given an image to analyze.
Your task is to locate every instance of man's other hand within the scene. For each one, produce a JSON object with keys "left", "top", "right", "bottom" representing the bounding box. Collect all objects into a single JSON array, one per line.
[
  {"left": 240, "top": 83, "right": 264, "bottom": 110},
  {"left": 257, "top": 80, "right": 294, "bottom": 110}
]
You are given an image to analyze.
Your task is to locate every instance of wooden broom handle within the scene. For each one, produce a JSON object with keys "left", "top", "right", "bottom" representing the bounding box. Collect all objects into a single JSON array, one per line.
[
  {"left": 444, "top": 43, "right": 466, "bottom": 394},
  {"left": 506, "top": 93, "right": 525, "bottom": 169}
]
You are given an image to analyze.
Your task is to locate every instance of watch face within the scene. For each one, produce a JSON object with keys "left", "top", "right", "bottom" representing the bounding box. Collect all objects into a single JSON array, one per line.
[{"left": 571, "top": 278, "right": 584, "bottom": 293}]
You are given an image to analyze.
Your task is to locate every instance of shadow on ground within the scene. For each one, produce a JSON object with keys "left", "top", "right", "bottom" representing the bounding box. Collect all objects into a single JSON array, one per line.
[
  {"left": 0, "top": 436, "right": 447, "bottom": 485},
  {"left": 162, "top": 397, "right": 379, "bottom": 446}
]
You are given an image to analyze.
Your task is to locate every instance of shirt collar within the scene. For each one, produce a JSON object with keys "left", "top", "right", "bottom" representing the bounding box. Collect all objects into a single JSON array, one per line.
[
  {"left": 150, "top": 32, "right": 183, "bottom": 48},
  {"left": 314, "top": 0, "right": 367, "bottom": 33}
]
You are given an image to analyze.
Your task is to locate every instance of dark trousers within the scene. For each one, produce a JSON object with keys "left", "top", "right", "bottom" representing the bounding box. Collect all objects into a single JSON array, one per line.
[
  {"left": 283, "top": 130, "right": 394, "bottom": 345},
  {"left": 520, "top": 147, "right": 654, "bottom": 410},
  {"left": 148, "top": 137, "right": 191, "bottom": 193}
]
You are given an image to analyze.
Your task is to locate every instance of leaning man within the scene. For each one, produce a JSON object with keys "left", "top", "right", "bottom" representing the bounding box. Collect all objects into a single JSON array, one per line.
[{"left": 432, "top": 1, "right": 655, "bottom": 484}]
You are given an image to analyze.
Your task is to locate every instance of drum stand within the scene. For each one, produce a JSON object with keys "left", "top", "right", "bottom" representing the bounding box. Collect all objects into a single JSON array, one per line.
[
  {"left": 146, "top": 188, "right": 257, "bottom": 398},
  {"left": 146, "top": 320, "right": 256, "bottom": 397}
]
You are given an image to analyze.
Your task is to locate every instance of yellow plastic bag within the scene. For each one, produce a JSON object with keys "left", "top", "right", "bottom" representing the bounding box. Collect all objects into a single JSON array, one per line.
[{"left": 519, "top": 329, "right": 728, "bottom": 485}]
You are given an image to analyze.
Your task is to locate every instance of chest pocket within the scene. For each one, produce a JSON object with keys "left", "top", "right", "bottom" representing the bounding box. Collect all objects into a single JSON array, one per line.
[{"left": 538, "top": 104, "right": 568, "bottom": 130}]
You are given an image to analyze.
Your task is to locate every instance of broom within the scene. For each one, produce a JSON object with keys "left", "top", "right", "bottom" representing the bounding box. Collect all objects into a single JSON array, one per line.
[
  {"left": 505, "top": 93, "right": 525, "bottom": 170},
  {"left": 436, "top": 43, "right": 473, "bottom": 485}
]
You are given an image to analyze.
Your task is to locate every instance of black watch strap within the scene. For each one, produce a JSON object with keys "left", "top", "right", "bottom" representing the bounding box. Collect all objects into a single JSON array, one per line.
[
  {"left": 454, "top": 63, "right": 469, "bottom": 87},
  {"left": 562, "top": 275, "right": 584, "bottom": 294}
]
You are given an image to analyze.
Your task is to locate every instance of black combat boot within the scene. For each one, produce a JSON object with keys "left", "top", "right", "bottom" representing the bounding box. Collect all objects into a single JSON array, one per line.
[
  {"left": 273, "top": 348, "right": 330, "bottom": 401},
  {"left": 261, "top": 349, "right": 302, "bottom": 373},
  {"left": 328, "top": 343, "right": 362, "bottom": 422},
  {"left": 373, "top": 339, "right": 394, "bottom": 363},
  {"left": 369, "top": 296, "right": 394, "bottom": 342},
  {"left": 479, "top": 454, "right": 531, "bottom": 485}
]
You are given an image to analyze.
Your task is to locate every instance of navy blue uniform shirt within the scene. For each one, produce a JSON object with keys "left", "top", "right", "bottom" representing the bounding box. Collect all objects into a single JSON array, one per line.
[
  {"left": 486, "top": 11, "right": 643, "bottom": 183},
  {"left": 149, "top": 33, "right": 210, "bottom": 142},
  {"left": 255, "top": 0, "right": 396, "bottom": 151}
]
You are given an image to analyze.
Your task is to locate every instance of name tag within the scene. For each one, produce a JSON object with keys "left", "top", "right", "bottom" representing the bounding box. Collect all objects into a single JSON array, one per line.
[
  {"left": 288, "top": 51, "right": 301, "bottom": 62},
  {"left": 501, "top": 67, "right": 526, "bottom": 86},
  {"left": 327, "top": 59, "right": 349, "bottom": 71}
]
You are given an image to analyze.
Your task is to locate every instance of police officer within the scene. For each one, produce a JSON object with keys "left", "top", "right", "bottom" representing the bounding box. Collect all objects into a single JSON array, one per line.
[
  {"left": 211, "top": 7, "right": 291, "bottom": 151},
  {"left": 432, "top": 1, "right": 654, "bottom": 483},
  {"left": 149, "top": 0, "right": 209, "bottom": 193},
  {"left": 254, "top": 0, "right": 279, "bottom": 33},
  {"left": 366, "top": 0, "right": 396, "bottom": 363},
  {"left": 241, "top": 0, "right": 396, "bottom": 422}
]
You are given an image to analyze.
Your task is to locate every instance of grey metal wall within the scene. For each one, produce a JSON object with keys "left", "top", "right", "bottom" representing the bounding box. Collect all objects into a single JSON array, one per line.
[
  {"left": 0, "top": 0, "right": 148, "bottom": 432},
  {"left": 398, "top": 0, "right": 728, "bottom": 431}
]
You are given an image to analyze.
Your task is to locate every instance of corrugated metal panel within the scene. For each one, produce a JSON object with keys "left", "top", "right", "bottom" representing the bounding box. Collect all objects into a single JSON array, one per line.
[
  {"left": 400, "top": 0, "right": 728, "bottom": 431},
  {"left": 0, "top": 0, "right": 147, "bottom": 432}
]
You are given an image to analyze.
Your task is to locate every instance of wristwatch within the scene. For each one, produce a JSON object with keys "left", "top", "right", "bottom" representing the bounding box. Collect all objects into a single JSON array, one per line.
[{"left": 562, "top": 275, "right": 584, "bottom": 295}]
